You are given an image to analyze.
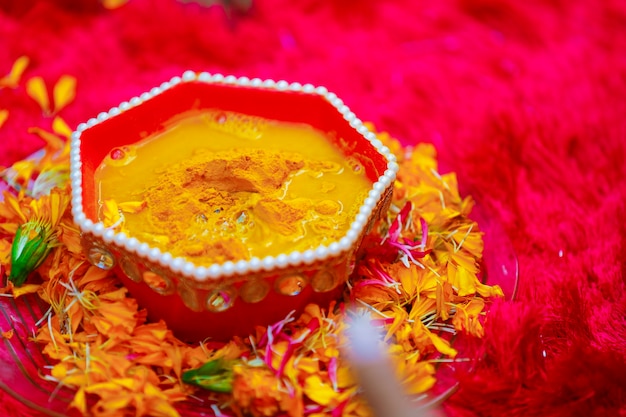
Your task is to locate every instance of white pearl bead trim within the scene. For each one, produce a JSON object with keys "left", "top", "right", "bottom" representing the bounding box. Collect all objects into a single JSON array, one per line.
[{"left": 69, "top": 71, "right": 399, "bottom": 283}]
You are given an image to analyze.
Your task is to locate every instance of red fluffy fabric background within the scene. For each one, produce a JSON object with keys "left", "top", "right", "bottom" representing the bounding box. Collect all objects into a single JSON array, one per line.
[{"left": 1, "top": 0, "right": 626, "bottom": 416}]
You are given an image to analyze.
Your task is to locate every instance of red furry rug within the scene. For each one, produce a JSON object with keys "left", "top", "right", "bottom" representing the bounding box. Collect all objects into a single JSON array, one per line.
[{"left": 1, "top": 1, "right": 626, "bottom": 416}]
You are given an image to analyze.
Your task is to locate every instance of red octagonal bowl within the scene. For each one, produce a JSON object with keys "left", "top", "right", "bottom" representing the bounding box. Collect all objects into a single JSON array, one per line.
[{"left": 69, "top": 72, "right": 398, "bottom": 342}]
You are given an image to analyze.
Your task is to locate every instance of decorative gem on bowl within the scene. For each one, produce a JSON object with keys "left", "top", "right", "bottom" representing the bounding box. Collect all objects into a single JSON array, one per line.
[{"left": 70, "top": 71, "right": 398, "bottom": 341}]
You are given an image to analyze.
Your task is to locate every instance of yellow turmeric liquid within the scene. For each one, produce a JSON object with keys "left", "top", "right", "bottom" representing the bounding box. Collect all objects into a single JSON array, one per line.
[{"left": 94, "top": 110, "right": 372, "bottom": 265}]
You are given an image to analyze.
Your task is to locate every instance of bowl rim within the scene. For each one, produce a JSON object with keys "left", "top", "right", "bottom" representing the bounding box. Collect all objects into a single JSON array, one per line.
[{"left": 69, "top": 71, "right": 399, "bottom": 283}]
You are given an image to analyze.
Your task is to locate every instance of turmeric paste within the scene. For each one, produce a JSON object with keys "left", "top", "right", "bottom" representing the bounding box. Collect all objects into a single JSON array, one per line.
[{"left": 94, "top": 110, "right": 371, "bottom": 265}]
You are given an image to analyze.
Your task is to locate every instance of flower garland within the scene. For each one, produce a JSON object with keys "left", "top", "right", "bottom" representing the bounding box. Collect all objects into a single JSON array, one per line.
[{"left": 0, "top": 59, "right": 503, "bottom": 417}]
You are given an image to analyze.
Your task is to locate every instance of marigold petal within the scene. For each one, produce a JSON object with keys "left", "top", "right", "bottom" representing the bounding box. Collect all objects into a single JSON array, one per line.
[
  {"left": 0, "top": 110, "right": 8, "bottom": 128},
  {"left": 49, "top": 187, "right": 70, "bottom": 225},
  {"left": 336, "top": 366, "right": 356, "bottom": 389},
  {"left": 78, "top": 265, "right": 113, "bottom": 287},
  {"left": 97, "top": 394, "right": 134, "bottom": 412},
  {"left": 70, "top": 388, "right": 87, "bottom": 414},
  {"left": 384, "top": 306, "right": 408, "bottom": 341},
  {"left": 28, "top": 127, "right": 65, "bottom": 152},
  {"left": 90, "top": 378, "right": 138, "bottom": 392},
  {"left": 147, "top": 398, "right": 181, "bottom": 417},
  {"left": 0, "top": 56, "right": 29, "bottom": 88},
  {"left": 304, "top": 374, "right": 337, "bottom": 406},
  {"left": 99, "top": 286, "right": 129, "bottom": 302},
  {"left": 448, "top": 263, "right": 477, "bottom": 297},
  {"left": 52, "top": 75, "right": 76, "bottom": 114},
  {"left": 11, "top": 283, "right": 40, "bottom": 298},
  {"left": 118, "top": 200, "right": 147, "bottom": 213},
  {"left": 102, "top": 0, "right": 129, "bottom": 9},
  {"left": 92, "top": 301, "right": 137, "bottom": 335},
  {"left": 294, "top": 357, "right": 319, "bottom": 374},
  {"left": 49, "top": 116, "right": 72, "bottom": 136},
  {"left": 428, "top": 330, "right": 457, "bottom": 358},
  {"left": 26, "top": 76, "right": 51, "bottom": 115},
  {"left": 0, "top": 239, "right": 12, "bottom": 263},
  {"left": 476, "top": 281, "right": 504, "bottom": 298},
  {"left": 102, "top": 199, "right": 122, "bottom": 228},
  {"left": 398, "top": 266, "right": 417, "bottom": 298},
  {"left": 143, "top": 382, "right": 169, "bottom": 398},
  {"left": 9, "top": 160, "right": 36, "bottom": 187},
  {"left": 59, "top": 222, "right": 82, "bottom": 253},
  {"left": 435, "top": 281, "right": 453, "bottom": 320},
  {"left": 402, "top": 361, "right": 436, "bottom": 394}
]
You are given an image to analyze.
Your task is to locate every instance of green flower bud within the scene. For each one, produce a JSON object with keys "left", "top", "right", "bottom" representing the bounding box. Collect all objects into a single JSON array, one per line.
[
  {"left": 182, "top": 358, "right": 235, "bottom": 393},
  {"left": 9, "top": 220, "right": 57, "bottom": 287}
]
